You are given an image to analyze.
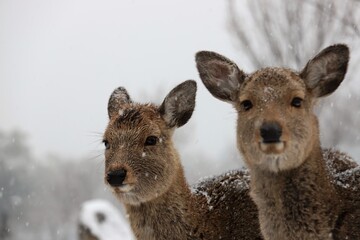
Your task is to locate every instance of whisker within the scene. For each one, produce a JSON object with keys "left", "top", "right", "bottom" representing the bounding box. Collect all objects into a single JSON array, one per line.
[
  {"left": 88, "top": 152, "right": 104, "bottom": 161},
  {"left": 88, "top": 138, "right": 104, "bottom": 146}
]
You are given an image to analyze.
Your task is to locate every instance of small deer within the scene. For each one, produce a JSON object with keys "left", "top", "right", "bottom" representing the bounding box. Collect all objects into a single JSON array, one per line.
[
  {"left": 103, "top": 80, "right": 263, "bottom": 240},
  {"left": 196, "top": 44, "right": 360, "bottom": 239}
]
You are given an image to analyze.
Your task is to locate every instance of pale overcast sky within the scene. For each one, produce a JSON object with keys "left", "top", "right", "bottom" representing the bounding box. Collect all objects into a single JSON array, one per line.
[
  {"left": 2, "top": 0, "right": 359, "bottom": 169},
  {"left": 0, "top": 0, "right": 245, "bottom": 161}
]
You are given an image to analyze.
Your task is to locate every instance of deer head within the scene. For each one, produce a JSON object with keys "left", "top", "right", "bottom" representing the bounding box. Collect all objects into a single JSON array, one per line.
[
  {"left": 103, "top": 80, "right": 197, "bottom": 204},
  {"left": 196, "top": 44, "right": 349, "bottom": 172}
]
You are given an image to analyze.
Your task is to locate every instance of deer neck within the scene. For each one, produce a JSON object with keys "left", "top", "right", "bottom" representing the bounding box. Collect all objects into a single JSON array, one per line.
[
  {"left": 250, "top": 146, "right": 340, "bottom": 239},
  {"left": 125, "top": 165, "right": 196, "bottom": 240}
]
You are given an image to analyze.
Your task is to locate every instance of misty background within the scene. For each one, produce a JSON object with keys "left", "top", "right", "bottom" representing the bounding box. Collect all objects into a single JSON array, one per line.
[{"left": 1, "top": 0, "right": 359, "bottom": 239}]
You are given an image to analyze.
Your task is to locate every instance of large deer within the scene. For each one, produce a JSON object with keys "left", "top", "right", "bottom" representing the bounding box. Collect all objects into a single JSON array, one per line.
[
  {"left": 103, "top": 80, "right": 263, "bottom": 239},
  {"left": 196, "top": 44, "right": 360, "bottom": 239}
]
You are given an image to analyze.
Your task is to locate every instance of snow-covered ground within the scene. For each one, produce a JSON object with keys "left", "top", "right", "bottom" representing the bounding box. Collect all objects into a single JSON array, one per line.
[{"left": 79, "top": 199, "right": 134, "bottom": 240}]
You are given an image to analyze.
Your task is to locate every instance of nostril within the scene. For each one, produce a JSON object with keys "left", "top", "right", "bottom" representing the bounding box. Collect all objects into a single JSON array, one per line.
[
  {"left": 260, "top": 122, "right": 282, "bottom": 143},
  {"left": 107, "top": 169, "right": 127, "bottom": 187}
]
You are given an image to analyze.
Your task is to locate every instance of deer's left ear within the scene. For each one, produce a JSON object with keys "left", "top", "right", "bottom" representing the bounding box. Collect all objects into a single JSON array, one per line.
[
  {"left": 159, "top": 80, "right": 197, "bottom": 128},
  {"left": 300, "top": 44, "right": 349, "bottom": 98}
]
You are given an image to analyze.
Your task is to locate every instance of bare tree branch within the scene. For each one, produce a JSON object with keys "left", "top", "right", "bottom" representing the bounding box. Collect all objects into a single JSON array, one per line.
[
  {"left": 228, "top": 0, "right": 360, "bottom": 69},
  {"left": 227, "top": 0, "right": 360, "bottom": 156}
]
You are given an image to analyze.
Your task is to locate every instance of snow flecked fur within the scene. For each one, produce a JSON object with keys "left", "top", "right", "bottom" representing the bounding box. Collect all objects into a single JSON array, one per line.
[
  {"left": 196, "top": 44, "right": 360, "bottom": 240},
  {"left": 191, "top": 169, "right": 261, "bottom": 239},
  {"left": 103, "top": 80, "right": 263, "bottom": 240},
  {"left": 324, "top": 148, "right": 360, "bottom": 191}
]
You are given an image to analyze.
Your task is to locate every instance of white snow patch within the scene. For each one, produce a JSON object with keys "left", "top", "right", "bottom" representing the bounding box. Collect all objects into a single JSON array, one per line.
[
  {"left": 264, "top": 86, "right": 274, "bottom": 94},
  {"left": 261, "top": 86, "right": 279, "bottom": 103},
  {"left": 196, "top": 189, "right": 212, "bottom": 205},
  {"left": 79, "top": 199, "right": 134, "bottom": 240}
]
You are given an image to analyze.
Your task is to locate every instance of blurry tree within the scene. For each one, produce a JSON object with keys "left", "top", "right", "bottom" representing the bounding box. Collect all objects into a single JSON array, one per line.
[
  {"left": 227, "top": 0, "right": 360, "bottom": 157},
  {"left": 0, "top": 129, "right": 116, "bottom": 240},
  {"left": 0, "top": 213, "right": 10, "bottom": 239},
  {"left": 0, "top": 130, "right": 33, "bottom": 239},
  {"left": 228, "top": 0, "right": 359, "bottom": 70}
]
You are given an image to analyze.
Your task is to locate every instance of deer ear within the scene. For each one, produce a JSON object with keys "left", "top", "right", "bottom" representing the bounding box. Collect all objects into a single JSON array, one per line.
[
  {"left": 195, "top": 51, "right": 246, "bottom": 103},
  {"left": 159, "top": 80, "right": 197, "bottom": 128},
  {"left": 300, "top": 44, "right": 349, "bottom": 98},
  {"left": 108, "top": 87, "right": 132, "bottom": 119}
]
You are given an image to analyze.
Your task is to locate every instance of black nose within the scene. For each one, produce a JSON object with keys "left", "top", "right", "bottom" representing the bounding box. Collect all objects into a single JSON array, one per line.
[
  {"left": 107, "top": 169, "right": 127, "bottom": 187},
  {"left": 260, "top": 122, "right": 282, "bottom": 143}
]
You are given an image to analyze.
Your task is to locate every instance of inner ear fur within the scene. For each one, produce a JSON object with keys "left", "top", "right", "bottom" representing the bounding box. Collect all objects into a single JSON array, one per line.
[
  {"left": 196, "top": 51, "right": 246, "bottom": 103},
  {"left": 300, "top": 44, "right": 349, "bottom": 98},
  {"left": 159, "top": 80, "right": 197, "bottom": 128}
]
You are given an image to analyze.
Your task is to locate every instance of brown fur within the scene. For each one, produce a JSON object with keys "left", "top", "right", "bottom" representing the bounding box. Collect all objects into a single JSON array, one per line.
[
  {"left": 196, "top": 44, "right": 360, "bottom": 240},
  {"left": 103, "top": 80, "right": 263, "bottom": 239}
]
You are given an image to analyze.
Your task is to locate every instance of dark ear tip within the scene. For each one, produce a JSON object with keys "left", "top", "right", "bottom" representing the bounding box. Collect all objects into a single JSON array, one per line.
[
  {"left": 330, "top": 43, "right": 349, "bottom": 51},
  {"left": 111, "top": 86, "right": 128, "bottom": 95},
  {"left": 183, "top": 79, "right": 197, "bottom": 89},
  {"left": 195, "top": 51, "right": 219, "bottom": 63},
  {"left": 327, "top": 44, "right": 350, "bottom": 58},
  {"left": 109, "top": 87, "right": 131, "bottom": 101},
  {"left": 175, "top": 80, "right": 197, "bottom": 95}
]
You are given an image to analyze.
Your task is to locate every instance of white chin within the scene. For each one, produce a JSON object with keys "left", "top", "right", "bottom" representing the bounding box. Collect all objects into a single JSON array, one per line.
[
  {"left": 115, "top": 184, "right": 134, "bottom": 193},
  {"left": 259, "top": 142, "right": 285, "bottom": 153},
  {"left": 258, "top": 153, "right": 304, "bottom": 173},
  {"left": 258, "top": 154, "right": 285, "bottom": 173},
  {"left": 115, "top": 191, "right": 142, "bottom": 206}
]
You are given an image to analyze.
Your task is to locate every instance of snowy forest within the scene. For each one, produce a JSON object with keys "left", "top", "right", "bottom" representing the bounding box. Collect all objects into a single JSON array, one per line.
[{"left": 1, "top": 0, "right": 360, "bottom": 239}]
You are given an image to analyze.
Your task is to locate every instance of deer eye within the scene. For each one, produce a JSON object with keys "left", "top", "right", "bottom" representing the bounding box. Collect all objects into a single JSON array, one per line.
[
  {"left": 103, "top": 140, "right": 110, "bottom": 150},
  {"left": 291, "top": 97, "right": 303, "bottom": 108},
  {"left": 145, "top": 136, "right": 158, "bottom": 146},
  {"left": 240, "top": 100, "right": 253, "bottom": 111}
]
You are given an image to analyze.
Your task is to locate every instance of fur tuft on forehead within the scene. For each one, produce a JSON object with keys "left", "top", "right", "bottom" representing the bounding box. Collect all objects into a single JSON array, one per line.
[
  {"left": 240, "top": 68, "right": 304, "bottom": 91},
  {"left": 117, "top": 108, "right": 142, "bottom": 127},
  {"left": 114, "top": 104, "right": 159, "bottom": 129}
]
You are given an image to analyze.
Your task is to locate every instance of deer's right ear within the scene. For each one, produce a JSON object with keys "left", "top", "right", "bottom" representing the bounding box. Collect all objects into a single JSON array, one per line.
[
  {"left": 107, "top": 87, "right": 132, "bottom": 119},
  {"left": 195, "top": 51, "right": 246, "bottom": 103},
  {"left": 159, "top": 80, "right": 196, "bottom": 128}
]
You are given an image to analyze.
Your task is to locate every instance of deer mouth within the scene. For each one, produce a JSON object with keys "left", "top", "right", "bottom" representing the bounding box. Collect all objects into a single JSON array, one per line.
[
  {"left": 113, "top": 183, "right": 135, "bottom": 193},
  {"left": 259, "top": 141, "right": 285, "bottom": 154}
]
